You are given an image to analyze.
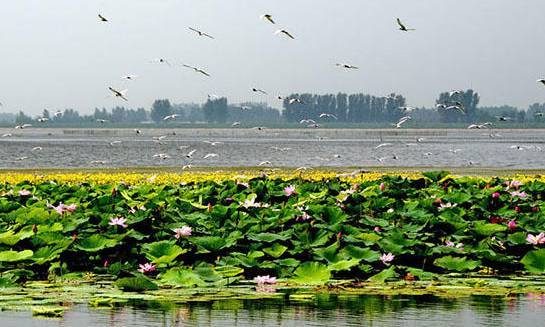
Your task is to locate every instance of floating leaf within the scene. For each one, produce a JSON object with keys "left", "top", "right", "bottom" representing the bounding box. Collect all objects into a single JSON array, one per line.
[
  {"left": 368, "top": 266, "right": 398, "bottom": 283},
  {"left": 263, "top": 243, "right": 288, "bottom": 258},
  {"left": 115, "top": 276, "right": 158, "bottom": 292},
  {"left": 521, "top": 249, "right": 545, "bottom": 273},
  {"left": 434, "top": 256, "right": 481, "bottom": 272},
  {"left": 142, "top": 241, "right": 186, "bottom": 264},
  {"left": 291, "top": 262, "right": 331, "bottom": 285}
]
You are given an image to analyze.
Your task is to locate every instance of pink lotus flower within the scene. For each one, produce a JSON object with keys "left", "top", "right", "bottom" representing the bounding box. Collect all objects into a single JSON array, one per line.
[
  {"left": 380, "top": 253, "right": 395, "bottom": 265},
  {"left": 296, "top": 212, "right": 311, "bottom": 222},
  {"left": 109, "top": 217, "right": 128, "bottom": 228},
  {"left": 527, "top": 233, "right": 545, "bottom": 245},
  {"left": 174, "top": 226, "right": 192, "bottom": 239},
  {"left": 241, "top": 197, "right": 270, "bottom": 208},
  {"left": 445, "top": 240, "right": 464, "bottom": 250},
  {"left": 254, "top": 275, "right": 277, "bottom": 285},
  {"left": 508, "top": 220, "right": 517, "bottom": 231},
  {"left": 492, "top": 192, "right": 500, "bottom": 199},
  {"left": 510, "top": 191, "right": 527, "bottom": 198},
  {"left": 508, "top": 180, "right": 522, "bottom": 189},
  {"left": 18, "top": 190, "right": 31, "bottom": 196},
  {"left": 138, "top": 263, "right": 156, "bottom": 274},
  {"left": 48, "top": 202, "right": 77, "bottom": 215},
  {"left": 379, "top": 183, "right": 385, "bottom": 191},
  {"left": 284, "top": 185, "right": 297, "bottom": 197},
  {"left": 374, "top": 226, "right": 382, "bottom": 233}
]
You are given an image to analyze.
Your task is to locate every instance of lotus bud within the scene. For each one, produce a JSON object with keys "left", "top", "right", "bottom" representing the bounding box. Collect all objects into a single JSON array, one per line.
[
  {"left": 508, "top": 220, "right": 517, "bottom": 231},
  {"left": 492, "top": 192, "right": 500, "bottom": 199},
  {"left": 379, "top": 183, "right": 385, "bottom": 191}
]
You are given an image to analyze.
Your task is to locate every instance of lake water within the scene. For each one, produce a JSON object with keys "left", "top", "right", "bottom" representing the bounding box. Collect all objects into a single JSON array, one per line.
[
  {"left": 1, "top": 128, "right": 545, "bottom": 169},
  {"left": 0, "top": 293, "right": 544, "bottom": 326}
]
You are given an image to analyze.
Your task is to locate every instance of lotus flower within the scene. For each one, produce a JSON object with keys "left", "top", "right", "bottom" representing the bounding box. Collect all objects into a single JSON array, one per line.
[
  {"left": 18, "top": 190, "right": 31, "bottom": 196},
  {"left": 109, "top": 217, "right": 128, "bottom": 228},
  {"left": 379, "top": 183, "right": 386, "bottom": 191},
  {"left": 380, "top": 253, "right": 395, "bottom": 265},
  {"left": 296, "top": 212, "right": 311, "bottom": 222},
  {"left": 527, "top": 233, "right": 545, "bottom": 245},
  {"left": 492, "top": 192, "right": 500, "bottom": 199},
  {"left": 508, "top": 220, "right": 517, "bottom": 231},
  {"left": 439, "top": 202, "right": 457, "bottom": 210},
  {"left": 508, "top": 180, "right": 522, "bottom": 189},
  {"left": 510, "top": 191, "right": 527, "bottom": 198},
  {"left": 284, "top": 185, "right": 297, "bottom": 197},
  {"left": 242, "top": 197, "right": 269, "bottom": 208},
  {"left": 174, "top": 226, "right": 192, "bottom": 239},
  {"left": 138, "top": 263, "right": 156, "bottom": 274},
  {"left": 49, "top": 202, "right": 77, "bottom": 215},
  {"left": 374, "top": 226, "right": 382, "bottom": 233},
  {"left": 445, "top": 240, "right": 464, "bottom": 250},
  {"left": 253, "top": 275, "right": 277, "bottom": 285}
]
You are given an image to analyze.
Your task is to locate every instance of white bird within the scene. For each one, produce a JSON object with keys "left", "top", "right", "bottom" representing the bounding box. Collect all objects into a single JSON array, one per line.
[
  {"left": 182, "top": 64, "right": 210, "bottom": 77},
  {"left": 186, "top": 149, "right": 197, "bottom": 158},
  {"left": 16, "top": 156, "right": 28, "bottom": 161},
  {"left": 258, "top": 161, "right": 272, "bottom": 166},
  {"left": 31, "top": 146, "right": 43, "bottom": 152},
  {"left": 178, "top": 145, "right": 190, "bottom": 150},
  {"left": 231, "top": 122, "right": 241, "bottom": 127},
  {"left": 182, "top": 164, "right": 193, "bottom": 170},
  {"left": 394, "top": 116, "right": 411, "bottom": 128},
  {"left": 275, "top": 29, "right": 295, "bottom": 39},
  {"left": 96, "top": 119, "right": 108, "bottom": 124},
  {"left": 204, "top": 141, "right": 223, "bottom": 146},
  {"left": 98, "top": 14, "right": 108, "bottom": 22},
  {"left": 299, "top": 119, "right": 316, "bottom": 124},
  {"left": 134, "top": 129, "right": 142, "bottom": 135},
  {"left": 15, "top": 124, "right": 32, "bottom": 129},
  {"left": 497, "top": 116, "right": 512, "bottom": 121},
  {"left": 449, "top": 149, "right": 462, "bottom": 154},
  {"left": 150, "top": 58, "right": 171, "bottom": 66},
  {"left": 203, "top": 153, "right": 218, "bottom": 159},
  {"left": 108, "top": 87, "right": 128, "bottom": 101},
  {"left": 2, "top": 133, "right": 12, "bottom": 137},
  {"left": 188, "top": 27, "right": 214, "bottom": 39},
  {"left": 535, "top": 112, "right": 544, "bottom": 117},
  {"left": 154, "top": 135, "right": 168, "bottom": 141},
  {"left": 335, "top": 63, "right": 359, "bottom": 69},
  {"left": 153, "top": 153, "right": 170, "bottom": 160},
  {"left": 90, "top": 160, "right": 107, "bottom": 165},
  {"left": 53, "top": 111, "right": 63, "bottom": 117},
  {"left": 208, "top": 94, "right": 220, "bottom": 100},
  {"left": 319, "top": 113, "right": 338, "bottom": 120},
  {"left": 398, "top": 106, "right": 415, "bottom": 112},
  {"left": 37, "top": 117, "right": 49, "bottom": 123},
  {"left": 260, "top": 14, "right": 276, "bottom": 24},
  {"left": 289, "top": 98, "right": 304, "bottom": 105},
  {"left": 467, "top": 123, "right": 492, "bottom": 129},
  {"left": 396, "top": 18, "right": 415, "bottom": 31},
  {"left": 163, "top": 114, "right": 180, "bottom": 121},
  {"left": 416, "top": 138, "right": 425, "bottom": 143},
  {"left": 252, "top": 88, "right": 268, "bottom": 95},
  {"left": 307, "top": 123, "right": 321, "bottom": 128},
  {"left": 109, "top": 140, "right": 122, "bottom": 146},
  {"left": 121, "top": 74, "right": 138, "bottom": 81},
  {"left": 252, "top": 126, "right": 266, "bottom": 130},
  {"left": 445, "top": 105, "right": 465, "bottom": 113},
  {"left": 537, "top": 79, "right": 545, "bottom": 86},
  {"left": 375, "top": 143, "right": 392, "bottom": 149},
  {"left": 240, "top": 106, "right": 252, "bottom": 111},
  {"left": 423, "top": 152, "right": 433, "bottom": 157}
]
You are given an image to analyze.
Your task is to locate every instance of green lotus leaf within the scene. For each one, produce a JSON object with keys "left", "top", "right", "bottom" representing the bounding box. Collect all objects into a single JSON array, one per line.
[
  {"left": 328, "top": 259, "right": 361, "bottom": 272},
  {"left": 473, "top": 222, "right": 507, "bottom": 237},
  {"left": 263, "top": 243, "right": 288, "bottom": 258},
  {"left": 290, "top": 262, "right": 331, "bottom": 285},
  {"left": 75, "top": 235, "right": 118, "bottom": 252},
  {"left": 115, "top": 276, "right": 158, "bottom": 292},
  {"left": 340, "top": 246, "right": 380, "bottom": 262},
  {"left": 32, "top": 246, "right": 65, "bottom": 265},
  {"left": 190, "top": 236, "right": 227, "bottom": 252},
  {"left": 247, "top": 232, "right": 291, "bottom": 243},
  {"left": 0, "top": 228, "right": 34, "bottom": 246},
  {"left": 368, "top": 266, "right": 398, "bottom": 283},
  {"left": 434, "top": 256, "right": 481, "bottom": 272},
  {"left": 214, "top": 265, "right": 244, "bottom": 278},
  {"left": 521, "top": 249, "right": 545, "bottom": 273},
  {"left": 161, "top": 267, "right": 207, "bottom": 287},
  {"left": 142, "top": 241, "right": 186, "bottom": 264},
  {"left": 0, "top": 250, "right": 33, "bottom": 262}
]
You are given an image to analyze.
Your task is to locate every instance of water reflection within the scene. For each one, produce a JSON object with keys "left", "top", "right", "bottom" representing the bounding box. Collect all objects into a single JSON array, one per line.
[{"left": 2, "top": 293, "right": 545, "bottom": 326}]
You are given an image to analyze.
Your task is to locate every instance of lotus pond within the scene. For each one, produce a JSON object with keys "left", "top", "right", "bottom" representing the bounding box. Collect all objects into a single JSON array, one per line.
[{"left": 2, "top": 170, "right": 545, "bottom": 325}]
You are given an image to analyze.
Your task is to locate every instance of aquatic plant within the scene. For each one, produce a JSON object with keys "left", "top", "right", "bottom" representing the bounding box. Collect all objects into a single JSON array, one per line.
[{"left": 0, "top": 171, "right": 545, "bottom": 289}]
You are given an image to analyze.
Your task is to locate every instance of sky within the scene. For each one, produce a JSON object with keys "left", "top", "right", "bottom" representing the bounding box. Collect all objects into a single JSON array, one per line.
[{"left": 1, "top": 0, "right": 545, "bottom": 115}]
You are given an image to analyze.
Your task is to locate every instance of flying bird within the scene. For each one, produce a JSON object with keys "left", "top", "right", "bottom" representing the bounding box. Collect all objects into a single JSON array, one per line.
[
  {"left": 150, "top": 58, "right": 171, "bottom": 66},
  {"left": 252, "top": 88, "right": 268, "bottom": 95},
  {"left": 537, "top": 79, "right": 545, "bottom": 86},
  {"left": 182, "top": 64, "right": 210, "bottom": 77},
  {"left": 260, "top": 14, "right": 276, "bottom": 24},
  {"left": 188, "top": 27, "right": 214, "bottom": 39},
  {"left": 53, "top": 111, "right": 63, "bottom": 117},
  {"left": 299, "top": 119, "right": 316, "bottom": 125},
  {"left": 396, "top": 18, "right": 415, "bottom": 31},
  {"left": 153, "top": 153, "right": 170, "bottom": 160},
  {"left": 186, "top": 149, "right": 197, "bottom": 158},
  {"left": 319, "top": 113, "right": 338, "bottom": 120},
  {"left": 231, "top": 122, "right": 241, "bottom": 127},
  {"left": 163, "top": 114, "right": 180, "bottom": 121},
  {"left": 394, "top": 116, "right": 411, "bottom": 128},
  {"left": 275, "top": 29, "right": 295, "bottom": 39},
  {"left": 288, "top": 98, "right": 304, "bottom": 104},
  {"left": 31, "top": 146, "right": 43, "bottom": 152},
  {"left": 134, "top": 129, "right": 142, "bottom": 135},
  {"left": 109, "top": 140, "right": 122, "bottom": 146},
  {"left": 398, "top": 106, "right": 415, "bottom": 112},
  {"left": 203, "top": 153, "right": 218, "bottom": 159},
  {"left": 108, "top": 87, "right": 128, "bottom": 101},
  {"left": 336, "top": 63, "right": 359, "bottom": 69},
  {"left": 96, "top": 119, "right": 108, "bottom": 124},
  {"left": 204, "top": 141, "right": 223, "bottom": 146},
  {"left": 37, "top": 117, "right": 49, "bottom": 123},
  {"left": 375, "top": 143, "right": 392, "bottom": 149},
  {"left": 98, "top": 14, "right": 108, "bottom": 22},
  {"left": 449, "top": 90, "right": 464, "bottom": 97},
  {"left": 121, "top": 74, "right": 138, "bottom": 81}
]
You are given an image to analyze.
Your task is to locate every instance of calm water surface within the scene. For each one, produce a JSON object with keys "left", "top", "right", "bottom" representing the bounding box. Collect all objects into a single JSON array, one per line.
[
  {"left": 2, "top": 128, "right": 545, "bottom": 169},
  {"left": 0, "top": 294, "right": 544, "bottom": 326}
]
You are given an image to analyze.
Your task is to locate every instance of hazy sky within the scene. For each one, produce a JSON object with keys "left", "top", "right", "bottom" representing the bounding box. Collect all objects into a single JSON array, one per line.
[{"left": 1, "top": 0, "right": 545, "bottom": 115}]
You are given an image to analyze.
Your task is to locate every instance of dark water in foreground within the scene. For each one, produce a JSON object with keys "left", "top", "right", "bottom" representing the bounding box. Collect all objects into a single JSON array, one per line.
[{"left": 1, "top": 294, "right": 545, "bottom": 327}]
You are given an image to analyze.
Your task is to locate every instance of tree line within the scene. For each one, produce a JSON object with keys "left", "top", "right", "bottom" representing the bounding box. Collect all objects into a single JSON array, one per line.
[{"left": 7, "top": 89, "right": 545, "bottom": 126}]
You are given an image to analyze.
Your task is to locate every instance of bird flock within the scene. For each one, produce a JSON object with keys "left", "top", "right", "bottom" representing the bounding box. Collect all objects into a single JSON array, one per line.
[{"left": 2, "top": 10, "right": 545, "bottom": 170}]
